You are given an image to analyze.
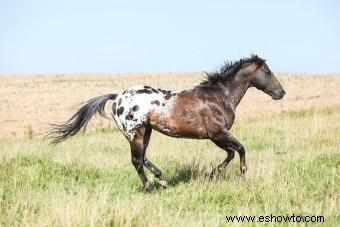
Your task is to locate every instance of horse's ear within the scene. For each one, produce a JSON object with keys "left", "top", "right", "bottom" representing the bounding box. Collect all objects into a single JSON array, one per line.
[
  {"left": 257, "top": 58, "right": 265, "bottom": 66},
  {"left": 252, "top": 54, "right": 265, "bottom": 68},
  {"left": 250, "top": 54, "right": 259, "bottom": 60}
]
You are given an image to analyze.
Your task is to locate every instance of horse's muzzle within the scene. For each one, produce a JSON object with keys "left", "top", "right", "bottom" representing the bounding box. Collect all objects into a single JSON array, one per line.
[{"left": 271, "top": 89, "right": 286, "bottom": 100}]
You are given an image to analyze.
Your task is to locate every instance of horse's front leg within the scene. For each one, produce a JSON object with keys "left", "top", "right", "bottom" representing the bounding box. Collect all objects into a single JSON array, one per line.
[
  {"left": 211, "top": 133, "right": 247, "bottom": 176},
  {"left": 212, "top": 147, "right": 235, "bottom": 173}
]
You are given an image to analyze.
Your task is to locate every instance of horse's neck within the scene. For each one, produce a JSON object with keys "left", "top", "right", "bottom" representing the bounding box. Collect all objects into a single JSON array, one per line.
[{"left": 223, "top": 78, "right": 250, "bottom": 110}]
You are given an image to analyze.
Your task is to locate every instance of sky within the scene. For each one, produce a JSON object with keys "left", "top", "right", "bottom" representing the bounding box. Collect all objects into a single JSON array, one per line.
[{"left": 0, "top": 0, "right": 339, "bottom": 74}]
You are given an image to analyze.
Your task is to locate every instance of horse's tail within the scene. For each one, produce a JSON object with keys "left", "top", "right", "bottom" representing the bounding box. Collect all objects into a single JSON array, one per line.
[{"left": 48, "top": 94, "right": 117, "bottom": 144}]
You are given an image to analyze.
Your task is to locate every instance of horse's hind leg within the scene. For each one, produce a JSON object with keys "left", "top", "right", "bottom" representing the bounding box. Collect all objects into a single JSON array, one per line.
[
  {"left": 142, "top": 127, "right": 167, "bottom": 187},
  {"left": 130, "top": 126, "right": 153, "bottom": 192},
  {"left": 211, "top": 132, "right": 247, "bottom": 176}
]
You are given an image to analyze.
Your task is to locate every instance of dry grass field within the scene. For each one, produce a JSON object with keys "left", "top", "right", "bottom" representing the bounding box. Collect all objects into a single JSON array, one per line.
[
  {"left": 1, "top": 73, "right": 340, "bottom": 137},
  {"left": 0, "top": 73, "right": 340, "bottom": 226}
]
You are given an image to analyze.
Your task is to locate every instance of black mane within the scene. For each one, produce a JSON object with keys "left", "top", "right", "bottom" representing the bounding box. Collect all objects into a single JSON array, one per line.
[{"left": 201, "top": 55, "right": 265, "bottom": 85}]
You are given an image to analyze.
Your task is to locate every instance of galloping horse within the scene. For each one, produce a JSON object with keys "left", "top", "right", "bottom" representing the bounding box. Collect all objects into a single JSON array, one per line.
[{"left": 49, "top": 55, "right": 285, "bottom": 192}]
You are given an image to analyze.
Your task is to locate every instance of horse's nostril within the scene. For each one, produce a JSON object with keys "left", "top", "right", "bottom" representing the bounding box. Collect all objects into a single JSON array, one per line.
[{"left": 282, "top": 90, "right": 286, "bottom": 96}]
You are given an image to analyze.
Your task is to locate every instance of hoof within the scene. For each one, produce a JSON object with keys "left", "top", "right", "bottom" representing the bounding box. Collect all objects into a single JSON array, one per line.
[
  {"left": 239, "top": 167, "right": 247, "bottom": 179},
  {"left": 158, "top": 180, "right": 168, "bottom": 188},
  {"left": 207, "top": 166, "right": 217, "bottom": 179},
  {"left": 240, "top": 166, "right": 247, "bottom": 175},
  {"left": 239, "top": 174, "right": 246, "bottom": 180},
  {"left": 143, "top": 183, "right": 154, "bottom": 193}
]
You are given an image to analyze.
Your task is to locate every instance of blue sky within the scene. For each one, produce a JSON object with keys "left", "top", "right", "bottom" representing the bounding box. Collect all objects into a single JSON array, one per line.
[{"left": 0, "top": 0, "right": 339, "bottom": 74}]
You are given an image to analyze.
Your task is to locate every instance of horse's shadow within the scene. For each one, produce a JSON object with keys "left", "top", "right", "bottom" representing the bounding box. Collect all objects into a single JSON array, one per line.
[
  {"left": 166, "top": 164, "right": 199, "bottom": 186},
  {"left": 153, "top": 162, "right": 237, "bottom": 190}
]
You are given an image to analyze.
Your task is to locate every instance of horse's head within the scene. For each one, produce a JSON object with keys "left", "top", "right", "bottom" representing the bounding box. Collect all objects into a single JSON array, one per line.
[{"left": 249, "top": 62, "right": 285, "bottom": 100}]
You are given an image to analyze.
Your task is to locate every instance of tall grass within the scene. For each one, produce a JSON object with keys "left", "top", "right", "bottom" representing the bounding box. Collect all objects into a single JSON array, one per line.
[{"left": 0, "top": 106, "right": 339, "bottom": 226}]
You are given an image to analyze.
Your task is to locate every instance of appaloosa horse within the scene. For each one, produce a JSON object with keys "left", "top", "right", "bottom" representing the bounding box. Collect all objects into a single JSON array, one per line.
[{"left": 49, "top": 55, "right": 285, "bottom": 192}]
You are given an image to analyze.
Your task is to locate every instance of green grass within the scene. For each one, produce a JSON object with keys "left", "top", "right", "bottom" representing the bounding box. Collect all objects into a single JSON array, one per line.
[{"left": 0, "top": 106, "right": 339, "bottom": 226}]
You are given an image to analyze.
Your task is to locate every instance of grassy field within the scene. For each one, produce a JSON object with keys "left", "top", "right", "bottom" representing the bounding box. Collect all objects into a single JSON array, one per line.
[
  {"left": 1, "top": 104, "right": 339, "bottom": 226},
  {"left": 0, "top": 74, "right": 340, "bottom": 226}
]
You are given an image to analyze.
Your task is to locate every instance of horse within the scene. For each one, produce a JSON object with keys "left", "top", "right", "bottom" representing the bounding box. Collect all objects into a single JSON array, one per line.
[{"left": 48, "top": 55, "right": 285, "bottom": 192}]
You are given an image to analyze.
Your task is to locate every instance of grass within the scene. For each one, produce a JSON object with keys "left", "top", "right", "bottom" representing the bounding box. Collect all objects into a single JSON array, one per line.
[{"left": 0, "top": 106, "right": 339, "bottom": 226}]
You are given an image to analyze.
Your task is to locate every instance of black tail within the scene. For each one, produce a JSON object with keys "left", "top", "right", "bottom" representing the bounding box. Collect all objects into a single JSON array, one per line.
[{"left": 48, "top": 94, "right": 117, "bottom": 144}]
